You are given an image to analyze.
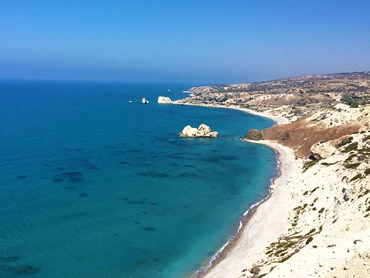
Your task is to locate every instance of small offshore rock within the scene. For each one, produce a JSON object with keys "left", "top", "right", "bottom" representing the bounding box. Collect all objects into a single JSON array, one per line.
[
  {"left": 142, "top": 97, "right": 149, "bottom": 104},
  {"left": 157, "top": 96, "right": 172, "bottom": 104},
  {"left": 243, "top": 129, "right": 263, "bottom": 140}
]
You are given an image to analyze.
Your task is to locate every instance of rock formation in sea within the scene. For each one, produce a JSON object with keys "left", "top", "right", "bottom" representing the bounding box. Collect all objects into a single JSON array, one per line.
[
  {"left": 142, "top": 98, "right": 149, "bottom": 104},
  {"left": 157, "top": 96, "right": 172, "bottom": 104},
  {"left": 179, "top": 124, "right": 218, "bottom": 138}
]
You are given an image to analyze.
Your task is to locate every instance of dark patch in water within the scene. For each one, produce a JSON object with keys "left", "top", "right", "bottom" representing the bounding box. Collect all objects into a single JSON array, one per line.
[
  {"left": 142, "top": 211, "right": 148, "bottom": 214},
  {"left": 0, "top": 264, "right": 39, "bottom": 275},
  {"left": 219, "top": 155, "right": 238, "bottom": 161},
  {"left": 149, "top": 202, "right": 157, "bottom": 206},
  {"left": 136, "top": 171, "right": 169, "bottom": 178},
  {"left": 177, "top": 172, "right": 198, "bottom": 178},
  {"left": 202, "top": 157, "right": 219, "bottom": 163},
  {"left": 113, "top": 233, "right": 120, "bottom": 236},
  {"left": 118, "top": 161, "right": 128, "bottom": 165},
  {"left": 0, "top": 256, "right": 19, "bottom": 262},
  {"left": 142, "top": 226, "right": 155, "bottom": 231},
  {"left": 136, "top": 162, "right": 151, "bottom": 167},
  {"left": 58, "top": 172, "right": 84, "bottom": 182},
  {"left": 70, "top": 176, "right": 84, "bottom": 182},
  {"left": 17, "top": 175, "right": 27, "bottom": 179},
  {"left": 167, "top": 154, "right": 184, "bottom": 159},
  {"left": 79, "top": 193, "right": 88, "bottom": 197},
  {"left": 81, "top": 159, "right": 100, "bottom": 170},
  {"left": 53, "top": 177, "right": 63, "bottom": 183},
  {"left": 202, "top": 155, "right": 238, "bottom": 163},
  {"left": 153, "top": 257, "right": 161, "bottom": 263},
  {"left": 184, "top": 164, "right": 195, "bottom": 168},
  {"left": 127, "top": 149, "right": 142, "bottom": 153},
  {"left": 183, "top": 205, "right": 189, "bottom": 209},
  {"left": 63, "top": 186, "right": 76, "bottom": 190},
  {"left": 134, "top": 221, "right": 141, "bottom": 224},
  {"left": 136, "top": 258, "right": 146, "bottom": 264},
  {"left": 62, "top": 172, "right": 82, "bottom": 178}
]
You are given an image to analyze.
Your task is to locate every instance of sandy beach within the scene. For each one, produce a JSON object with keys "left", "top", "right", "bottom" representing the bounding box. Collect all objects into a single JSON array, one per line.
[{"left": 200, "top": 139, "right": 299, "bottom": 277}]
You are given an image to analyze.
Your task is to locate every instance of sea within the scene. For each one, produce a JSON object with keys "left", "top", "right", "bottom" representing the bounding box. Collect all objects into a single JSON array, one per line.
[{"left": 0, "top": 80, "right": 276, "bottom": 278}]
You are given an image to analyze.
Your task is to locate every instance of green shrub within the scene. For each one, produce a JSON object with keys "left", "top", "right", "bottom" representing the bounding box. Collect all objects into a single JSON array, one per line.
[
  {"left": 343, "top": 142, "right": 358, "bottom": 152},
  {"left": 350, "top": 173, "right": 363, "bottom": 182},
  {"left": 306, "top": 237, "right": 314, "bottom": 245},
  {"left": 303, "top": 160, "right": 318, "bottom": 172},
  {"left": 345, "top": 163, "right": 361, "bottom": 169}
]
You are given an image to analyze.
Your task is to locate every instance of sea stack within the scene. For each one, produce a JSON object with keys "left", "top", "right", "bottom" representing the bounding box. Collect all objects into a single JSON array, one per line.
[
  {"left": 142, "top": 98, "right": 149, "bottom": 104},
  {"left": 157, "top": 96, "right": 173, "bottom": 104},
  {"left": 179, "top": 124, "right": 218, "bottom": 138}
]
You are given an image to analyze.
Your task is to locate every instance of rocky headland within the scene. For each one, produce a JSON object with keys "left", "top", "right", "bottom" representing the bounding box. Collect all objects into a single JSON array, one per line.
[{"left": 177, "top": 72, "right": 370, "bottom": 278}]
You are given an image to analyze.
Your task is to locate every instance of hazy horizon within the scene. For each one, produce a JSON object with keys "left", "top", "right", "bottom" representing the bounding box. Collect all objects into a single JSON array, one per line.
[{"left": 1, "top": 1, "right": 369, "bottom": 84}]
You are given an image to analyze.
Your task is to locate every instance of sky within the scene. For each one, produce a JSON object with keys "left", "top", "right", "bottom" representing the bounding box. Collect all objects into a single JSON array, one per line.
[{"left": 1, "top": 0, "right": 370, "bottom": 84}]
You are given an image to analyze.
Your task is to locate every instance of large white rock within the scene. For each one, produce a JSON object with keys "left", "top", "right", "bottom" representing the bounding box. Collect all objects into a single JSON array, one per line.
[
  {"left": 157, "top": 96, "right": 172, "bottom": 104},
  {"left": 181, "top": 125, "right": 198, "bottom": 137},
  {"left": 310, "top": 141, "right": 337, "bottom": 159},
  {"left": 179, "top": 124, "right": 218, "bottom": 138}
]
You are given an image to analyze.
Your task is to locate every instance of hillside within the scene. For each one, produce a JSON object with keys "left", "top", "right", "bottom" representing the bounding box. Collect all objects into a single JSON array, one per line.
[{"left": 177, "top": 72, "right": 370, "bottom": 278}]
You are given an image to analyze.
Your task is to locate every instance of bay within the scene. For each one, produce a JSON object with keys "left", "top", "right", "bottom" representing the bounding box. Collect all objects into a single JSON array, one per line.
[{"left": 0, "top": 80, "right": 276, "bottom": 278}]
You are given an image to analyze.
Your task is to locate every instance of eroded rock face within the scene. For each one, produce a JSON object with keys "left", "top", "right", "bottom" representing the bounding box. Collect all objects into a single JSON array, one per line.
[
  {"left": 310, "top": 141, "right": 337, "bottom": 159},
  {"left": 157, "top": 96, "right": 172, "bottom": 104},
  {"left": 243, "top": 129, "right": 263, "bottom": 141},
  {"left": 179, "top": 124, "right": 218, "bottom": 138}
]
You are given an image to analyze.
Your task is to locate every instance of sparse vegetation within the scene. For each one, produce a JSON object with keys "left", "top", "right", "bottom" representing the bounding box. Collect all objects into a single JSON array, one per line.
[
  {"left": 345, "top": 163, "right": 361, "bottom": 169},
  {"left": 343, "top": 142, "right": 359, "bottom": 153},
  {"left": 303, "top": 160, "right": 318, "bottom": 172}
]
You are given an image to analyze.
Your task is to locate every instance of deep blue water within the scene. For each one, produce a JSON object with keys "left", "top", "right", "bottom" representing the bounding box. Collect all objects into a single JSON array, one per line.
[{"left": 0, "top": 80, "right": 276, "bottom": 278}]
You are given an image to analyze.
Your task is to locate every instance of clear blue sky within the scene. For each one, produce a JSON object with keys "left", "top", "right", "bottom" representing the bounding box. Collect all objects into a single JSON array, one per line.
[{"left": 1, "top": 0, "right": 369, "bottom": 83}]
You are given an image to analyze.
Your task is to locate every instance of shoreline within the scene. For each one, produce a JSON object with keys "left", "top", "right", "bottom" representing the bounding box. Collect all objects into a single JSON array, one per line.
[
  {"left": 195, "top": 139, "right": 297, "bottom": 278},
  {"left": 177, "top": 101, "right": 297, "bottom": 278}
]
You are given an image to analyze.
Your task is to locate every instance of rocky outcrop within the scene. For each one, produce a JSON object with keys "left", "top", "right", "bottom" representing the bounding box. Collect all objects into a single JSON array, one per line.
[
  {"left": 310, "top": 141, "right": 337, "bottom": 159},
  {"left": 157, "top": 96, "right": 172, "bottom": 104},
  {"left": 243, "top": 129, "right": 263, "bottom": 141},
  {"left": 142, "top": 98, "right": 149, "bottom": 104},
  {"left": 179, "top": 124, "right": 218, "bottom": 138}
]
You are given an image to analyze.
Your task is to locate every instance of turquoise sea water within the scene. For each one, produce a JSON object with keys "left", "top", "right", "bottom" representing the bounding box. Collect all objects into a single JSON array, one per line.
[{"left": 0, "top": 80, "right": 276, "bottom": 278}]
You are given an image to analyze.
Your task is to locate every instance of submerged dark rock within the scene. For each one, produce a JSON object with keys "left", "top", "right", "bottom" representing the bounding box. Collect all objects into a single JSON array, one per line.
[
  {"left": 0, "top": 256, "right": 19, "bottom": 262},
  {"left": 142, "top": 226, "right": 155, "bottom": 231},
  {"left": 0, "top": 264, "right": 39, "bottom": 275},
  {"left": 59, "top": 172, "right": 84, "bottom": 182}
]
